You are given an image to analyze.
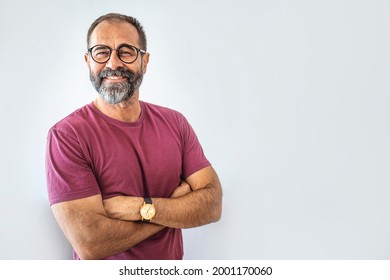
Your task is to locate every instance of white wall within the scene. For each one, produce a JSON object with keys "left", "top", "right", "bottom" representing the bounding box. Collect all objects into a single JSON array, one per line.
[{"left": 1, "top": 0, "right": 390, "bottom": 259}]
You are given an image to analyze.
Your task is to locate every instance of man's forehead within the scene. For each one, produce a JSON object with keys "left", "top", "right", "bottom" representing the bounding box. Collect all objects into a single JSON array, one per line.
[{"left": 90, "top": 20, "right": 139, "bottom": 46}]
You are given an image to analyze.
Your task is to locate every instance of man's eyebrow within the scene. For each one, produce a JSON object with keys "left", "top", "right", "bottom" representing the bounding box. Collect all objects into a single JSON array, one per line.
[
  {"left": 117, "top": 43, "right": 131, "bottom": 48},
  {"left": 91, "top": 45, "right": 109, "bottom": 50}
]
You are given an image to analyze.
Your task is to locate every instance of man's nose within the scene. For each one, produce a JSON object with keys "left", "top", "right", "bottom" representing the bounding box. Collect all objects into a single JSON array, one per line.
[{"left": 105, "top": 50, "right": 123, "bottom": 69}]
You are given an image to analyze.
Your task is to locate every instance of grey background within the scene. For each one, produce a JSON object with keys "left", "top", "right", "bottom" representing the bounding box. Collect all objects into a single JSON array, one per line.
[{"left": 1, "top": 0, "right": 390, "bottom": 259}]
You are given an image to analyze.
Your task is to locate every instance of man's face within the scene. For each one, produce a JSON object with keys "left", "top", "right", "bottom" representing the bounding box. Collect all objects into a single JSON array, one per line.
[{"left": 85, "top": 21, "right": 149, "bottom": 104}]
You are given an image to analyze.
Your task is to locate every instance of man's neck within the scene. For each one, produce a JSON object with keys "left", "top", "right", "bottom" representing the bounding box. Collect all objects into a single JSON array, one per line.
[{"left": 93, "top": 93, "right": 142, "bottom": 123}]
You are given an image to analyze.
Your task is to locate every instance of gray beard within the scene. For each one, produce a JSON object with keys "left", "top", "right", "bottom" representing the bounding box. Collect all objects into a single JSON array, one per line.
[
  {"left": 90, "top": 67, "right": 143, "bottom": 105},
  {"left": 98, "top": 80, "right": 135, "bottom": 104}
]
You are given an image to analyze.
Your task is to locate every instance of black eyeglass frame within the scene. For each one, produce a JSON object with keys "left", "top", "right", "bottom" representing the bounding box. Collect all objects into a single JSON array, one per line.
[{"left": 87, "top": 44, "right": 146, "bottom": 64}]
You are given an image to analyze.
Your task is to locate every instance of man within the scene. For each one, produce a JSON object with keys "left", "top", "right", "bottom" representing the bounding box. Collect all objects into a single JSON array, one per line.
[{"left": 45, "top": 13, "right": 222, "bottom": 260}]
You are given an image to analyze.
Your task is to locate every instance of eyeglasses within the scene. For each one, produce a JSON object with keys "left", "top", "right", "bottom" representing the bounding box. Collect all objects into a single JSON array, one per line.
[{"left": 88, "top": 44, "right": 146, "bottom": 64}]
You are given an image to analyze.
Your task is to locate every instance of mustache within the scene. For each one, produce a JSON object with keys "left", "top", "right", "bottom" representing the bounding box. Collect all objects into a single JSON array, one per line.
[{"left": 98, "top": 67, "right": 134, "bottom": 80}]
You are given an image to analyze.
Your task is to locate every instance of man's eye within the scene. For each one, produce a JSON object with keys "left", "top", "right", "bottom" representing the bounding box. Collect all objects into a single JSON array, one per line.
[
  {"left": 120, "top": 51, "right": 135, "bottom": 57},
  {"left": 95, "top": 51, "right": 110, "bottom": 57}
]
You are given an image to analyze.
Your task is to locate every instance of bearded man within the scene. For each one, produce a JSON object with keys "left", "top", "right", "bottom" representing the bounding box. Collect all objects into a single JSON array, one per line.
[{"left": 45, "top": 13, "right": 222, "bottom": 260}]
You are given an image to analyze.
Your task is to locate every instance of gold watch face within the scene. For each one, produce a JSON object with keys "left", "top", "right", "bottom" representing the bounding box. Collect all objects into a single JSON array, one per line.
[{"left": 140, "top": 203, "right": 156, "bottom": 220}]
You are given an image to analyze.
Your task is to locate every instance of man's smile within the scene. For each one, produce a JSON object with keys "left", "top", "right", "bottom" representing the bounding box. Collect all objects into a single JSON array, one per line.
[{"left": 104, "top": 76, "right": 127, "bottom": 81}]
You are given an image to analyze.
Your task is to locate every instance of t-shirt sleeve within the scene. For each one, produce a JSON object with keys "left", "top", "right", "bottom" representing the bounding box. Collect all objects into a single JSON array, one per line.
[
  {"left": 178, "top": 114, "right": 211, "bottom": 179},
  {"left": 45, "top": 127, "right": 101, "bottom": 205}
]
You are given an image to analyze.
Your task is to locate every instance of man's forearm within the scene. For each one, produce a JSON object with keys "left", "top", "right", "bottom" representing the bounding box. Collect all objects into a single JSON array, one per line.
[
  {"left": 152, "top": 184, "right": 222, "bottom": 228},
  {"left": 104, "top": 183, "right": 222, "bottom": 228},
  {"left": 76, "top": 216, "right": 164, "bottom": 259},
  {"left": 150, "top": 167, "right": 223, "bottom": 228},
  {"left": 51, "top": 195, "right": 164, "bottom": 260},
  {"left": 103, "top": 166, "right": 223, "bottom": 230}
]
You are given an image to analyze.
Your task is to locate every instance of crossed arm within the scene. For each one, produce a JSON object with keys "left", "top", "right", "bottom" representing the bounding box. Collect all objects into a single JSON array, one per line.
[{"left": 51, "top": 166, "right": 222, "bottom": 259}]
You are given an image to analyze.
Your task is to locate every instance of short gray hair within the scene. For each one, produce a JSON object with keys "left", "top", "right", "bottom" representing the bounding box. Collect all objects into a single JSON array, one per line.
[{"left": 87, "top": 13, "right": 147, "bottom": 50}]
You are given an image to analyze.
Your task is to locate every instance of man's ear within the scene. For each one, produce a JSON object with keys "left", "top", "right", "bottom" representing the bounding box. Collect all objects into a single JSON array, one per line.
[
  {"left": 141, "top": 52, "right": 150, "bottom": 74},
  {"left": 84, "top": 52, "right": 89, "bottom": 64}
]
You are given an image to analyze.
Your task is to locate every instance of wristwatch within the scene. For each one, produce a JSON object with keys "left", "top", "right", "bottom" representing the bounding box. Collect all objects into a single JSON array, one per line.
[{"left": 140, "top": 197, "right": 156, "bottom": 222}]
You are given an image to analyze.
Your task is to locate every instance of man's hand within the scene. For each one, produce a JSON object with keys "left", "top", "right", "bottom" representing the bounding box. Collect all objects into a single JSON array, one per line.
[
  {"left": 171, "top": 181, "right": 192, "bottom": 198},
  {"left": 103, "top": 196, "right": 143, "bottom": 221}
]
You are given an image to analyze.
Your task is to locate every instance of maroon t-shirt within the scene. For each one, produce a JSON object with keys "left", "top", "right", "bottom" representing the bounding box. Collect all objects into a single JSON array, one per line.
[{"left": 45, "top": 101, "right": 210, "bottom": 259}]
